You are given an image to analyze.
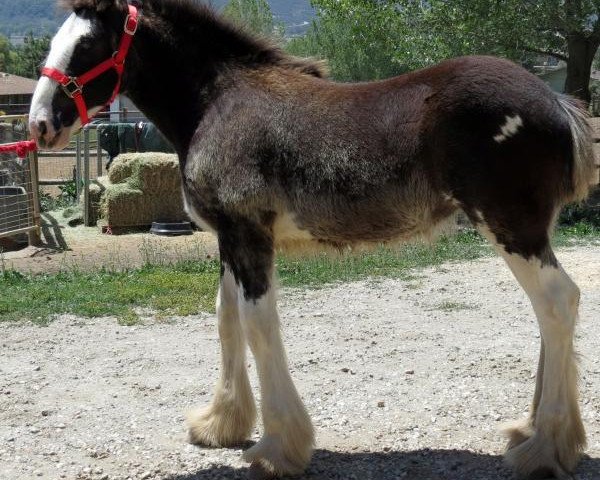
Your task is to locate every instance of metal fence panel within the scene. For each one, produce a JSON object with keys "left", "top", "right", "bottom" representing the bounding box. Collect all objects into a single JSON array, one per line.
[{"left": 0, "top": 115, "right": 41, "bottom": 243}]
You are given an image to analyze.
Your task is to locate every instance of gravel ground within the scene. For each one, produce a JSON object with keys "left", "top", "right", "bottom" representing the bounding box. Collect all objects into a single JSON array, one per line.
[{"left": 1, "top": 246, "right": 599, "bottom": 480}]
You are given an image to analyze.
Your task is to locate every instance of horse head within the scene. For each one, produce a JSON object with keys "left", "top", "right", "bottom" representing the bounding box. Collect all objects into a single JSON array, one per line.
[{"left": 29, "top": 0, "right": 136, "bottom": 149}]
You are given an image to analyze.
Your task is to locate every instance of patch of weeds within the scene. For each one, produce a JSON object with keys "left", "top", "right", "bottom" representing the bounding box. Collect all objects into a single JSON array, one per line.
[
  {"left": 401, "top": 273, "right": 424, "bottom": 282},
  {"left": 139, "top": 237, "right": 213, "bottom": 267},
  {"left": 118, "top": 308, "right": 141, "bottom": 326},
  {"left": 553, "top": 222, "right": 600, "bottom": 247},
  {"left": 433, "top": 301, "right": 479, "bottom": 312},
  {"left": 39, "top": 181, "right": 79, "bottom": 213}
]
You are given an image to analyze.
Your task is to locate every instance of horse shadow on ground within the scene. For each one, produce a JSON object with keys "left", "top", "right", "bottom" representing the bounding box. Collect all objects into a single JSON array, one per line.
[{"left": 171, "top": 448, "right": 600, "bottom": 480}]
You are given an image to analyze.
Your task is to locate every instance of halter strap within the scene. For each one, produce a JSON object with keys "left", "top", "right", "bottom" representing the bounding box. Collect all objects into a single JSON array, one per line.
[{"left": 41, "top": 4, "right": 139, "bottom": 126}]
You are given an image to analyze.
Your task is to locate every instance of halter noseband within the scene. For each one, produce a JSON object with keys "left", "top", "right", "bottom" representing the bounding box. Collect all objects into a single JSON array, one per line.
[{"left": 41, "top": 4, "right": 139, "bottom": 126}]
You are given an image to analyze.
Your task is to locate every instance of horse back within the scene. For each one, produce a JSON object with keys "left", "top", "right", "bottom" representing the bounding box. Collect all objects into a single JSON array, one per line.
[{"left": 183, "top": 56, "right": 593, "bottom": 250}]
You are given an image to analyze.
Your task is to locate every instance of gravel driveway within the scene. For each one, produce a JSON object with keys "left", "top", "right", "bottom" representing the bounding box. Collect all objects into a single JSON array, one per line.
[{"left": 1, "top": 246, "right": 599, "bottom": 480}]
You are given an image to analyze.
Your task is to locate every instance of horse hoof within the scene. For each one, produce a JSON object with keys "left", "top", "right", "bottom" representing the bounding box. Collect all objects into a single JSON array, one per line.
[
  {"left": 503, "top": 416, "right": 584, "bottom": 479},
  {"left": 248, "top": 462, "right": 277, "bottom": 480},
  {"left": 186, "top": 402, "right": 255, "bottom": 447},
  {"left": 504, "top": 427, "right": 575, "bottom": 480},
  {"left": 242, "top": 434, "right": 310, "bottom": 476}
]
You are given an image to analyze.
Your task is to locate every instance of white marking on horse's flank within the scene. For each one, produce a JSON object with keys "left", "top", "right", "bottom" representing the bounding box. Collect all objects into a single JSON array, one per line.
[
  {"left": 493, "top": 115, "right": 524, "bottom": 143},
  {"left": 30, "top": 13, "right": 93, "bottom": 133}
]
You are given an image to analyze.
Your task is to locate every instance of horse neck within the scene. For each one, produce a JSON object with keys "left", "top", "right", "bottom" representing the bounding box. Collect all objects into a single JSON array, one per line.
[{"left": 122, "top": 11, "right": 262, "bottom": 158}]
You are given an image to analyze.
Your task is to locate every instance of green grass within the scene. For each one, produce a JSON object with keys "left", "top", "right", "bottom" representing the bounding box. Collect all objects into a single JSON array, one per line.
[
  {"left": 0, "top": 262, "right": 220, "bottom": 324},
  {"left": 277, "top": 230, "right": 489, "bottom": 288},
  {"left": 553, "top": 222, "right": 600, "bottom": 246},
  {"left": 0, "top": 225, "right": 597, "bottom": 325}
]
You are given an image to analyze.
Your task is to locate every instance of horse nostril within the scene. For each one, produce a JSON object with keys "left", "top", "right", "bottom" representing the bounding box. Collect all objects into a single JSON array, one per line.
[{"left": 38, "top": 121, "right": 48, "bottom": 137}]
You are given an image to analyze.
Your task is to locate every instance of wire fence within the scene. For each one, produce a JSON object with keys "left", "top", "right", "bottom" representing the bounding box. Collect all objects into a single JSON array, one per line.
[{"left": 0, "top": 115, "right": 41, "bottom": 244}]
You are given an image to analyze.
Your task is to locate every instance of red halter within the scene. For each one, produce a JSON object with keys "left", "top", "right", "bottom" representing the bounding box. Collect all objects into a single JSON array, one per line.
[{"left": 41, "top": 4, "right": 139, "bottom": 126}]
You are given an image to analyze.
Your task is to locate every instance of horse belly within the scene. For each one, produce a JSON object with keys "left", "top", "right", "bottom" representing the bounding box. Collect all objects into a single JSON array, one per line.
[{"left": 278, "top": 191, "right": 456, "bottom": 250}]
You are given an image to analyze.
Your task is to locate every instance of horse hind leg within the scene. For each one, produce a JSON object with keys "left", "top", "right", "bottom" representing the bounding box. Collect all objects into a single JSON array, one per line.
[
  {"left": 478, "top": 225, "right": 586, "bottom": 479},
  {"left": 187, "top": 265, "right": 257, "bottom": 447}
]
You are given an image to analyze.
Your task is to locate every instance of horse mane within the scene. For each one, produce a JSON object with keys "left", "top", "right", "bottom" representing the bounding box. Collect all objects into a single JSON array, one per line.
[{"left": 58, "top": 0, "right": 328, "bottom": 78}]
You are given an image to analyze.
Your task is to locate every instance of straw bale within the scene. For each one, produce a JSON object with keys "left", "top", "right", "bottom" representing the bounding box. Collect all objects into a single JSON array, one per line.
[
  {"left": 97, "top": 153, "right": 186, "bottom": 228},
  {"left": 88, "top": 178, "right": 107, "bottom": 225},
  {"left": 108, "top": 153, "right": 179, "bottom": 189}
]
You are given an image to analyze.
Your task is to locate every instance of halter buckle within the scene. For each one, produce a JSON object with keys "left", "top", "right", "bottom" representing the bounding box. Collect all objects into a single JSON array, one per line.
[
  {"left": 124, "top": 14, "right": 138, "bottom": 35},
  {"left": 112, "top": 51, "right": 125, "bottom": 66},
  {"left": 62, "top": 78, "right": 83, "bottom": 98}
]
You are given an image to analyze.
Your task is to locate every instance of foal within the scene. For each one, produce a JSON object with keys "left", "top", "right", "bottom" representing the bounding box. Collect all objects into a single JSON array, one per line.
[{"left": 29, "top": 0, "right": 599, "bottom": 478}]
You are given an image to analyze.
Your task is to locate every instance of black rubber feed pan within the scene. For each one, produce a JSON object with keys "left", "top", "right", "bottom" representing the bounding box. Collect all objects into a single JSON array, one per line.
[{"left": 150, "top": 221, "right": 193, "bottom": 236}]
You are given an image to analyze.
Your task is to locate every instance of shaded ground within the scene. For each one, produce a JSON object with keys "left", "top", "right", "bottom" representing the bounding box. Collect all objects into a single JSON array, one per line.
[
  {"left": 2, "top": 210, "right": 218, "bottom": 274},
  {"left": 1, "top": 246, "right": 599, "bottom": 479}
]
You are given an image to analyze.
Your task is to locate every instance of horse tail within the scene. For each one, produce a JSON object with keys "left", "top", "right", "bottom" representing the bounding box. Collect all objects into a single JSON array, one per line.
[{"left": 556, "top": 93, "right": 599, "bottom": 202}]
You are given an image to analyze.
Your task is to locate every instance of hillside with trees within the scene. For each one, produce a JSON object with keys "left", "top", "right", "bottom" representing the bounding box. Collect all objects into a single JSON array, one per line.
[
  {"left": 0, "top": 0, "right": 65, "bottom": 36},
  {"left": 0, "top": 0, "right": 313, "bottom": 36}
]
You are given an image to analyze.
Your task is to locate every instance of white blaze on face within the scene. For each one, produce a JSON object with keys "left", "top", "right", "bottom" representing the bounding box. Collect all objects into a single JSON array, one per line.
[{"left": 29, "top": 13, "right": 92, "bottom": 148}]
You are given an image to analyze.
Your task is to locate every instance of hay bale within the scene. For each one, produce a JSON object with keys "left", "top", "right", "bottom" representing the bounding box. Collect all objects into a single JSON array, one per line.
[
  {"left": 108, "top": 153, "right": 179, "bottom": 188},
  {"left": 98, "top": 153, "right": 187, "bottom": 228},
  {"left": 88, "top": 178, "right": 107, "bottom": 225}
]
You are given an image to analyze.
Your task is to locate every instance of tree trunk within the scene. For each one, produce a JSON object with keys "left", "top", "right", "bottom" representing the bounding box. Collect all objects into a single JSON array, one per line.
[{"left": 564, "top": 33, "right": 599, "bottom": 102}]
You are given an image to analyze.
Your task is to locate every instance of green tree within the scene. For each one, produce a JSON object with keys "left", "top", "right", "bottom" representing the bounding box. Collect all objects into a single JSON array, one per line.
[
  {"left": 295, "top": 0, "right": 600, "bottom": 100},
  {"left": 223, "top": 0, "right": 281, "bottom": 37},
  {"left": 9, "top": 33, "right": 50, "bottom": 79},
  {"left": 0, "top": 35, "right": 12, "bottom": 72},
  {"left": 287, "top": 0, "right": 407, "bottom": 81},
  {"left": 422, "top": 0, "right": 600, "bottom": 102}
]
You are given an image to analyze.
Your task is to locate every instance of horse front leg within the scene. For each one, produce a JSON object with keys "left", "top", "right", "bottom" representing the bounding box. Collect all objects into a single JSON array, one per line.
[
  {"left": 215, "top": 219, "right": 314, "bottom": 476},
  {"left": 187, "top": 264, "right": 256, "bottom": 447},
  {"left": 238, "top": 271, "right": 315, "bottom": 476}
]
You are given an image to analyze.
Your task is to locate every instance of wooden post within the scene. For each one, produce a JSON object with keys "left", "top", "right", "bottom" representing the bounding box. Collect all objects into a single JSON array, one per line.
[
  {"left": 83, "top": 127, "right": 90, "bottom": 227},
  {"left": 28, "top": 149, "right": 42, "bottom": 246}
]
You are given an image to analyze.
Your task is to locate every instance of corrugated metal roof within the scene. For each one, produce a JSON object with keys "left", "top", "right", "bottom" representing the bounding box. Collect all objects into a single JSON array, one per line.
[{"left": 0, "top": 72, "right": 38, "bottom": 96}]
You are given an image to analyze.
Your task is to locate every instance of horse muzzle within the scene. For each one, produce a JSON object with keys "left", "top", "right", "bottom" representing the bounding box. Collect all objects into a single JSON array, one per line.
[{"left": 29, "top": 115, "right": 71, "bottom": 150}]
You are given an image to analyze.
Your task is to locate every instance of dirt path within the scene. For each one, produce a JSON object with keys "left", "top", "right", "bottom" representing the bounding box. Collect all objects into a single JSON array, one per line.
[
  {"left": 1, "top": 246, "right": 599, "bottom": 480},
  {"left": 2, "top": 212, "right": 218, "bottom": 274}
]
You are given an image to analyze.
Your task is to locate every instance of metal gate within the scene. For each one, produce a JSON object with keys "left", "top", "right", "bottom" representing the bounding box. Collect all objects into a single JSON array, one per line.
[{"left": 0, "top": 115, "right": 41, "bottom": 245}]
